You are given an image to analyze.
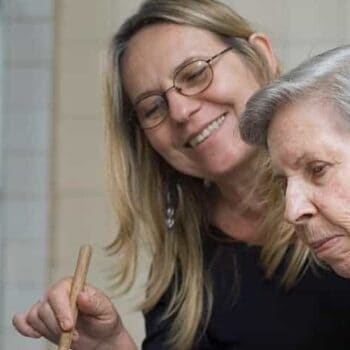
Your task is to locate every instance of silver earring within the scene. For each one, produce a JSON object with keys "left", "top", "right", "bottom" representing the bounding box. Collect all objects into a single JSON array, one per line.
[
  {"left": 165, "top": 181, "right": 178, "bottom": 230},
  {"left": 165, "top": 192, "right": 175, "bottom": 229}
]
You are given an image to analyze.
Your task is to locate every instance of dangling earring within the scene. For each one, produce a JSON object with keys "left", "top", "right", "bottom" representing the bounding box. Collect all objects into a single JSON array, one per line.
[
  {"left": 165, "top": 190, "right": 175, "bottom": 229},
  {"left": 164, "top": 179, "right": 179, "bottom": 230}
]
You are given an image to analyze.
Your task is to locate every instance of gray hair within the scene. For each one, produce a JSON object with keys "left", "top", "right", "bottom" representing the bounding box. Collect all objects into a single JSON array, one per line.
[{"left": 239, "top": 45, "right": 350, "bottom": 147}]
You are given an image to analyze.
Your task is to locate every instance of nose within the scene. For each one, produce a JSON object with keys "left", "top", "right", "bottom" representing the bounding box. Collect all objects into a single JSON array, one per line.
[
  {"left": 284, "top": 180, "right": 317, "bottom": 225},
  {"left": 166, "top": 88, "right": 201, "bottom": 124}
]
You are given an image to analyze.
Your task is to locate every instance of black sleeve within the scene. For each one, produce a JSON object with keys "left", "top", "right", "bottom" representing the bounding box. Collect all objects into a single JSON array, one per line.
[
  {"left": 142, "top": 232, "right": 217, "bottom": 350},
  {"left": 142, "top": 296, "right": 213, "bottom": 350},
  {"left": 141, "top": 286, "right": 173, "bottom": 350}
]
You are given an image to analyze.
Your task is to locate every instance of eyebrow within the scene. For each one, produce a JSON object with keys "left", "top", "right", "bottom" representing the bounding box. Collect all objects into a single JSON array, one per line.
[
  {"left": 293, "top": 154, "right": 311, "bottom": 168},
  {"left": 134, "top": 89, "right": 165, "bottom": 106},
  {"left": 133, "top": 53, "right": 210, "bottom": 106}
]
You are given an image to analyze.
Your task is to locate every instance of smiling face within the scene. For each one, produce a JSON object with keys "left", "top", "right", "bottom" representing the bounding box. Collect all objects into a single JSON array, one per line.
[
  {"left": 268, "top": 97, "right": 350, "bottom": 277},
  {"left": 121, "top": 23, "right": 262, "bottom": 182}
]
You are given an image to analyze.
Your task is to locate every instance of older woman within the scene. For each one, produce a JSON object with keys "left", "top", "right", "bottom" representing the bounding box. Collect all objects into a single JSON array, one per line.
[{"left": 240, "top": 45, "right": 350, "bottom": 278}]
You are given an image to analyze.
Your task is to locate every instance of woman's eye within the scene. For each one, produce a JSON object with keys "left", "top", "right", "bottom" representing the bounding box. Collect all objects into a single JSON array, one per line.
[
  {"left": 138, "top": 96, "right": 166, "bottom": 120},
  {"left": 144, "top": 105, "right": 160, "bottom": 119},
  {"left": 307, "top": 162, "right": 329, "bottom": 178},
  {"left": 185, "top": 67, "right": 206, "bottom": 82}
]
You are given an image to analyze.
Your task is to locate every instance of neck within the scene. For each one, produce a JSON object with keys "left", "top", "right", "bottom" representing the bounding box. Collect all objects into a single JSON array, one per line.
[{"left": 209, "top": 153, "right": 267, "bottom": 244}]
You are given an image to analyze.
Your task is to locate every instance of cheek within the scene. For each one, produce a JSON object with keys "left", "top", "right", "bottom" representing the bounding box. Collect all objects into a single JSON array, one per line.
[
  {"left": 145, "top": 130, "right": 191, "bottom": 170},
  {"left": 145, "top": 128, "right": 173, "bottom": 155},
  {"left": 323, "top": 180, "right": 350, "bottom": 207},
  {"left": 314, "top": 183, "right": 350, "bottom": 235},
  {"left": 208, "top": 73, "right": 259, "bottom": 115}
]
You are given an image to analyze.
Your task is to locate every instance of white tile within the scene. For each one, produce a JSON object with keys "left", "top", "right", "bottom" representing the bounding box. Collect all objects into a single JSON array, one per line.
[
  {"left": 345, "top": 0, "right": 350, "bottom": 41},
  {"left": 6, "top": 67, "right": 51, "bottom": 115},
  {"left": 3, "top": 153, "right": 49, "bottom": 195},
  {"left": 286, "top": 0, "right": 343, "bottom": 42},
  {"left": 5, "top": 111, "right": 51, "bottom": 152},
  {"left": 7, "top": 21, "right": 53, "bottom": 63},
  {"left": 109, "top": 0, "right": 146, "bottom": 31},
  {"left": 4, "top": 238, "right": 48, "bottom": 287},
  {"left": 283, "top": 42, "right": 343, "bottom": 71},
  {"left": 227, "top": 0, "right": 288, "bottom": 43},
  {"left": 3, "top": 287, "right": 46, "bottom": 326},
  {"left": 57, "top": 42, "right": 105, "bottom": 118},
  {"left": 2, "top": 198, "right": 49, "bottom": 239},
  {"left": 55, "top": 118, "right": 105, "bottom": 192},
  {"left": 59, "top": 0, "right": 111, "bottom": 41},
  {"left": 2, "top": 327, "right": 47, "bottom": 350},
  {"left": 3, "top": 0, "right": 54, "bottom": 18}
]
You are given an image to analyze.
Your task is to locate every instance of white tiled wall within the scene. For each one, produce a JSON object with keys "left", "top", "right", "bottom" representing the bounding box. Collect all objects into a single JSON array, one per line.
[
  {"left": 0, "top": 0, "right": 54, "bottom": 349},
  {"left": 227, "top": 0, "right": 350, "bottom": 70},
  {"left": 2, "top": 1, "right": 350, "bottom": 350}
]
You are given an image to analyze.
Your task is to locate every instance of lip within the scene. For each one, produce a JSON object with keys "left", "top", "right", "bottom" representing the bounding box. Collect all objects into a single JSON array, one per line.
[
  {"left": 309, "top": 235, "right": 344, "bottom": 255},
  {"left": 184, "top": 112, "right": 228, "bottom": 148}
]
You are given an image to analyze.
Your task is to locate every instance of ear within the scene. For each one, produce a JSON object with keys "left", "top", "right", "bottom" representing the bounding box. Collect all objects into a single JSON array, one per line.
[{"left": 248, "top": 32, "right": 278, "bottom": 75}]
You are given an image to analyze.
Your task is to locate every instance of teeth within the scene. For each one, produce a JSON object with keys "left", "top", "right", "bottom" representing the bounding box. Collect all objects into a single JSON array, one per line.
[{"left": 189, "top": 114, "right": 226, "bottom": 148}]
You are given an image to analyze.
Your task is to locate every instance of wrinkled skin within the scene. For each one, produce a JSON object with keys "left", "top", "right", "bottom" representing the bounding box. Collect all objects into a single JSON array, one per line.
[{"left": 268, "top": 97, "right": 350, "bottom": 278}]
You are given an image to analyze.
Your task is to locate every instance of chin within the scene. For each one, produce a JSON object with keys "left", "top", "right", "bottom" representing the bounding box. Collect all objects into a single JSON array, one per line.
[
  {"left": 314, "top": 235, "right": 350, "bottom": 279},
  {"left": 328, "top": 257, "right": 350, "bottom": 279}
]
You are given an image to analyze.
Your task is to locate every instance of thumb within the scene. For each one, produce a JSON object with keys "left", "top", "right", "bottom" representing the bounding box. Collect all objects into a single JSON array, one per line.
[{"left": 77, "top": 285, "right": 118, "bottom": 322}]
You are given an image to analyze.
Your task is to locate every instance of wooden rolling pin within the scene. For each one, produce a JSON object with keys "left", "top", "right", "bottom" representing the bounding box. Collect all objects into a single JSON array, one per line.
[{"left": 57, "top": 244, "right": 92, "bottom": 350}]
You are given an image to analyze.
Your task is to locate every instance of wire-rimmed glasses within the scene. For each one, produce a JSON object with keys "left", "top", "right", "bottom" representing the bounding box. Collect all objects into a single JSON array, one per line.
[{"left": 133, "top": 46, "right": 233, "bottom": 129}]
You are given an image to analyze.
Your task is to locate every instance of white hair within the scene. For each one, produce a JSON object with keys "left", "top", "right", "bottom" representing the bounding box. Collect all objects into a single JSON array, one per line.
[{"left": 240, "top": 45, "right": 350, "bottom": 146}]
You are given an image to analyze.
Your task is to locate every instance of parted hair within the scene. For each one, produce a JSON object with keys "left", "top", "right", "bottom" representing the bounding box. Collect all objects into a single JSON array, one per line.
[
  {"left": 240, "top": 45, "right": 350, "bottom": 146},
  {"left": 104, "top": 1, "right": 310, "bottom": 349}
]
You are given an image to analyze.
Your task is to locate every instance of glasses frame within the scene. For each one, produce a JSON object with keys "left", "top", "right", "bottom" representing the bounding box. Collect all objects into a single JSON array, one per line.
[{"left": 133, "top": 45, "right": 234, "bottom": 129}]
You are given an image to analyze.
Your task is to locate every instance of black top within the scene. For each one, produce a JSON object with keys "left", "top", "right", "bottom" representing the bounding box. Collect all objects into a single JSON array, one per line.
[{"left": 143, "top": 227, "right": 350, "bottom": 349}]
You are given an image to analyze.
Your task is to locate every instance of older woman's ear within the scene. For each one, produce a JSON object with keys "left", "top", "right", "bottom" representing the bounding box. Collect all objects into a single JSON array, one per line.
[{"left": 249, "top": 32, "right": 278, "bottom": 75}]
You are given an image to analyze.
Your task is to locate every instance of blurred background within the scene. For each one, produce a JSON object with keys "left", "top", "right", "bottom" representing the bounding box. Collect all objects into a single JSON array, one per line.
[{"left": 0, "top": 0, "right": 349, "bottom": 349}]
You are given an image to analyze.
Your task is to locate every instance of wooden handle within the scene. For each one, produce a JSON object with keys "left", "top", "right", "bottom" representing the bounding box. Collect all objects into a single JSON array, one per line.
[{"left": 57, "top": 244, "right": 92, "bottom": 350}]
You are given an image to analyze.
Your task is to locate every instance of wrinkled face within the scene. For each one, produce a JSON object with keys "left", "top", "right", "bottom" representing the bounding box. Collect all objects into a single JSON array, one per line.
[
  {"left": 268, "top": 97, "right": 350, "bottom": 278},
  {"left": 121, "top": 23, "right": 261, "bottom": 182}
]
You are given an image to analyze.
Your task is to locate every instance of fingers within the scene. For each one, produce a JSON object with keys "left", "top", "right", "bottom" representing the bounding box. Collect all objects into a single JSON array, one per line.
[
  {"left": 13, "top": 278, "right": 121, "bottom": 346},
  {"left": 13, "top": 300, "right": 59, "bottom": 343},
  {"left": 78, "top": 284, "right": 117, "bottom": 321},
  {"left": 45, "top": 278, "right": 74, "bottom": 331},
  {"left": 12, "top": 277, "right": 74, "bottom": 342},
  {"left": 12, "top": 281, "right": 127, "bottom": 350},
  {"left": 37, "top": 300, "right": 63, "bottom": 337},
  {"left": 12, "top": 310, "right": 42, "bottom": 338}
]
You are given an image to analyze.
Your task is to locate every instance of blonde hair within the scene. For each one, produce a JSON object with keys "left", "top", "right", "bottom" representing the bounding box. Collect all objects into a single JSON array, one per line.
[{"left": 104, "top": 0, "right": 310, "bottom": 349}]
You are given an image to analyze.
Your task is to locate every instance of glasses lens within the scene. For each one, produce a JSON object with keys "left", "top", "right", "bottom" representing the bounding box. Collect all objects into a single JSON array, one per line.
[
  {"left": 135, "top": 95, "right": 167, "bottom": 129},
  {"left": 175, "top": 60, "right": 212, "bottom": 96}
]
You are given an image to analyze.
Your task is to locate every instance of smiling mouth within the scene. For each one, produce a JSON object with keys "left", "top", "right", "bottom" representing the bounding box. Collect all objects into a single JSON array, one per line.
[{"left": 187, "top": 113, "right": 227, "bottom": 148}]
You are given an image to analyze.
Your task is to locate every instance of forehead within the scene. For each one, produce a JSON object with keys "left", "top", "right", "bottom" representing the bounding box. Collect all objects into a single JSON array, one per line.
[
  {"left": 127, "top": 22, "right": 223, "bottom": 53},
  {"left": 121, "top": 23, "right": 225, "bottom": 100},
  {"left": 267, "top": 97, "right": 350, "bottom": 165},
  {"left": 269, "top": 97, "right": 348, "bottom": 139}
]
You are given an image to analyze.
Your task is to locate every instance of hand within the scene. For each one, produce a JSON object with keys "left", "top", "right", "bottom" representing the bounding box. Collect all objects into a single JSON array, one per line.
[{"left": 12, "top": 278, "right": 137, "bottom": 350}]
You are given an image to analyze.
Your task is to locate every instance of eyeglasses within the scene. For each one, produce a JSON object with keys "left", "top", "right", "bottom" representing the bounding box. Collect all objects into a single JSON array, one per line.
[{"left": 133, "top": 46, "right": 233, "bottom": 129}]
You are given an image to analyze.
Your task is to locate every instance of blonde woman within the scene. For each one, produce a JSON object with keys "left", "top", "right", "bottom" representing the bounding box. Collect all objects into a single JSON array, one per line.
[{"left": 13, "top": 1, "right": 350, "bottom": 349}]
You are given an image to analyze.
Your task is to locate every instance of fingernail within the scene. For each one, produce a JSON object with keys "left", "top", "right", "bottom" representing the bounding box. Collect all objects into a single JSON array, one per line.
[{"left": 60, "top": 319, "right": 69, "bottom": 330}]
